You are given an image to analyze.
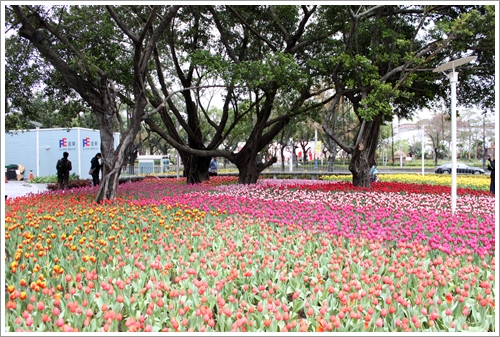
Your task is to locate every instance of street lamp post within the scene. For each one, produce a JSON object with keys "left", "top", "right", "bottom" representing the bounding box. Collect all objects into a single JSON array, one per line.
[
  {"left": 398, "top": 119, "right": 403, "bottom": 168},
  {"left": 433, "top": 56, "right": 476, "bottom": 214},
  {"left": 421, "top": 125, "right": 425, "bottom": 176},
  {"left": 482, "top": 110, "right": 486, "bottom": 169},
  {"left": 314, "top": 129, "right": 318, "bottom": 169}
]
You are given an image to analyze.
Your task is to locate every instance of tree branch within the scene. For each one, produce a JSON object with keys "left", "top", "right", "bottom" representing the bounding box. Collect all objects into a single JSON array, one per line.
[
  {"left": 142, "top": 85, "right": 240, "bottom": 120},
  {"left": 209, "top": 6, "right": 240, "bottom": 64},
  {"left": 269, "top": 6, "right": 290, "bottom": 41},
  {"left": 106, "top": 5, "right": 139, "bottom": 44},
  {"left": 227, "top": 5, "right": 278, "bottom": 53},
  {"left": 321, "top": 95, "right": 353, "bottom": 154}
]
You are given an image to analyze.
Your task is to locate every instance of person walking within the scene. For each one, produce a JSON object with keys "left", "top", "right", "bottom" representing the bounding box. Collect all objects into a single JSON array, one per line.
[
  {"left": 90, "top": 153, "right": 102, "bottom": 186},
  {"left": 56, "top": 151, "right": 72, "bottom": 190},
  {"left": 208, "top": 157, "right": 218, "bottom": 177},
  {"left": 487, "top": 155, "right": 495, "bottom": 195},
  {"left": 369, "top": 160, "right": 379, "bottom": 183}
]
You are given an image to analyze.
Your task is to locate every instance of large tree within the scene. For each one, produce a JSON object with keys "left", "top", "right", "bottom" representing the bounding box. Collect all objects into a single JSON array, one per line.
[
  {"left": 4, "top": 18, "right": 93, "bottom": 130},
  {"left": 8, "top": 5, "right": 180, "bottom": 202},
  {"left": 320, "top": 5, "right": 495, "bottom": 187},
  {"left": 142, "top": 5, "right": 336, "bottom": 184},
  {"left": 6, "top": 5, "right": 494, "bottom": 190}
]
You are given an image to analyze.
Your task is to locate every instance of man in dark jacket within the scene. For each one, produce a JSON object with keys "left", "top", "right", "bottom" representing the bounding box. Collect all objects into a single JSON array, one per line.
[
  {"left": 56, "top": 151, "right": 72, "bottom": 190},
  {"left": 487, "top": 155, "right": 495, "bottom": 195},
  {"left": 90, "top": 153, "right": 102, "bottom": 186}
]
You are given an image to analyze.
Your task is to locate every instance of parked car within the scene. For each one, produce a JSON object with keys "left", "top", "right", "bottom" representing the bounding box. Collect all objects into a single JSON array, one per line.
[{"left": 434, "top": 162, "right": 484, "bottom": 174}]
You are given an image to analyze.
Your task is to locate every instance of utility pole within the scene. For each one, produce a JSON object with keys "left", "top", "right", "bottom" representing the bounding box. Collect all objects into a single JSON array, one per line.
[
  {"left": 421, "top": 125, "right": 425, "bottom": 176},
  {"left": 482, "top": 110, "right": 486, "bottom": 170},
  {"left": 314, "top": 129, "right": 318, "bottom": 169},
  {"left": 398, "top": 119, "right": 403, "bottom": 168},
  {"left": 391, "top": 123, "right": 394, "bottom": 165},
  {"left": 433, "top": 55, "right": 476, "bottom": 215}
]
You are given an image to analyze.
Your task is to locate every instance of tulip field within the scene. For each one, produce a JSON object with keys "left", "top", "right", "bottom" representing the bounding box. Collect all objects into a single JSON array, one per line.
[{"left": 3, "top": 175, "right": 496, "bottom": 332}]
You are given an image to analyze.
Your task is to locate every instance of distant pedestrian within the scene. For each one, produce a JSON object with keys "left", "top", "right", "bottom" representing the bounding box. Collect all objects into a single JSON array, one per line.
[
  {"left": 369, "top": 160, "right": 379, "bottom": 183},
  {"left": 90, "top": 153, "right": 102, "bottom": 186},
  {"left": 487, "top": 155, "right": 495, "bottom": 195},
  {"left": 208, "top": 157, "right": 218, "bottom": 177},
  {"left": 56, "top": 151, "right": 72, "bottom": 190}
]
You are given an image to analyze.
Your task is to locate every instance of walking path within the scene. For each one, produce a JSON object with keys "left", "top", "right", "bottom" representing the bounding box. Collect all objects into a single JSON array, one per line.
[{"left": 4, "top": 180, "right": 50, "bottom": 200}]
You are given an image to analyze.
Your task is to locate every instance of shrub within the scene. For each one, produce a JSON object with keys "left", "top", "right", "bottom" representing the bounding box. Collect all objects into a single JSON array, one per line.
[{"left": 46, "top": 178, "right": 92, "bottom": 190}]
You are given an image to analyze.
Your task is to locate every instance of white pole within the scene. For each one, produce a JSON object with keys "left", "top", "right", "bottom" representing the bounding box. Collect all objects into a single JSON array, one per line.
[
  {"left": 399, "top": 143, "right": 403, "bottom": 168},
  {"left": 289, "top": 138, "right": 293, "bottom": 172},
  {"left": 432, "top": 56, "right": 475, "bottom": 214},
  {"left": 36, "top": 128, "right": 40, "bottom": 177},
  {"left": 314, "top": 129, "right": 318, "bottom": 161},
  {"left": 398, "top": 120, "right": 403, "bottom": 168},
  {"left": 176, "top": 151, "right": 180, "bottom": 179},
  {"left": 421, "top": 125, "right": 425, "bottom": 176},
  {"left": 449, "top": 70, "right": 459, "bottom": 214},
  {"left": 77, "top": 128, "right": 82, "bottom": 178},
  {"left": 432, "top": 56, "right": 476, "bottom": 214}
]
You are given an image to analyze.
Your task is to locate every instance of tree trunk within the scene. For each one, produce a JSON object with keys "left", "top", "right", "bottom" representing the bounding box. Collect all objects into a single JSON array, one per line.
[
  {"left": 237, "top": 164, "right": 260, "bottom": 184},
  {"left": 280, "top": 143, "right": 286, "bottom": 171},
  {"left": 328, "top": 155, "right": 335, "bottom": 172},
  {"left": 349, "top": 116, "right": 382, "bottom": 188},
  {"left": 234, "top": 146, "right": 277, "bottom": 184},
  {"left": 94, "top": 89, "right": 143, "bottom": 203},
  {"left": 95, "top": 166, "right": 121, "bottom": 202},
  {"left": 95, "top": 127, "right": 126, "bottom": 203},
  {"left": 181, "top": 152, "right": 211, "bottom": 184},
  {"left": 234, "top": 148, "right": 260, "bottom": 184},
  {"left": 434, "top": 134, "right": 439, "bottom": 166},
  {"left": 322, "top": 136, "right": 337, "bottom": 172}
]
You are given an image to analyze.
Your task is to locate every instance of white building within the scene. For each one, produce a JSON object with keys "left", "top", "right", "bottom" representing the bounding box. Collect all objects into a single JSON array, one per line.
[{"left": 4, "top": 127, "right": 119, "bottom": 178}]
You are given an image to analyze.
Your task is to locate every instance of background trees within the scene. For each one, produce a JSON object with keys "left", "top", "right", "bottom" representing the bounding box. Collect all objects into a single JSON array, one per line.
[
  {"left": 425, "top": 112, "right": 452, "bottom": 165},
  {"left": 318, "top": 5, "right": 495, "bottom": 187},
  {"left": 7, "top": 5, "right": 181, "bottom": 202},
  {"left": 143, "top": 5, "right": 338, "bottom": 184},
  {"left": 4, "top": 4, "right": 495, "bottom": 196}
]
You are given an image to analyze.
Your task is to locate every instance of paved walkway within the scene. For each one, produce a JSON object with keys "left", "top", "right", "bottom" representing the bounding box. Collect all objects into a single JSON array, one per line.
[{"left": 4, "top": 179, "right": 50, "bottom": 200}]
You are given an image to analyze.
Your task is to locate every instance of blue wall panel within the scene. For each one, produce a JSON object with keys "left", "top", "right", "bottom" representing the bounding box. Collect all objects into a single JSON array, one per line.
[{"left": 4, "top": 128, "right": 120, "bottom": 178}]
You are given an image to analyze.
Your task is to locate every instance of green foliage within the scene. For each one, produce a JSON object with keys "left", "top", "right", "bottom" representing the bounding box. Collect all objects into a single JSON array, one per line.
[
  {"left": 4, "top": 4, "right": 494, "bottom": 190},
  {"left": 4, "top": 6, "right": 115, "bottom": 131},
  {"left": 29, "top": 172, "right": 81, "bottom": 183},
  {"left": 190, "top": 50, "right": 309, "bottom": 92},
  {"left": 358, "top": 82, "right": 396, "bottom": 121},
  {"left": 189, "top": 50, "right": 230, "bottom": 79}
]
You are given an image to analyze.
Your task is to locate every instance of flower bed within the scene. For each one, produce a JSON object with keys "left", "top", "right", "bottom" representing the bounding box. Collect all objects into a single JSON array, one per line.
[
  {"left": 4, "top": 177, "right": 495, "bottom": 332},
  {"left": 322, "top": 173, "right": 491, "bottom": 191}
]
